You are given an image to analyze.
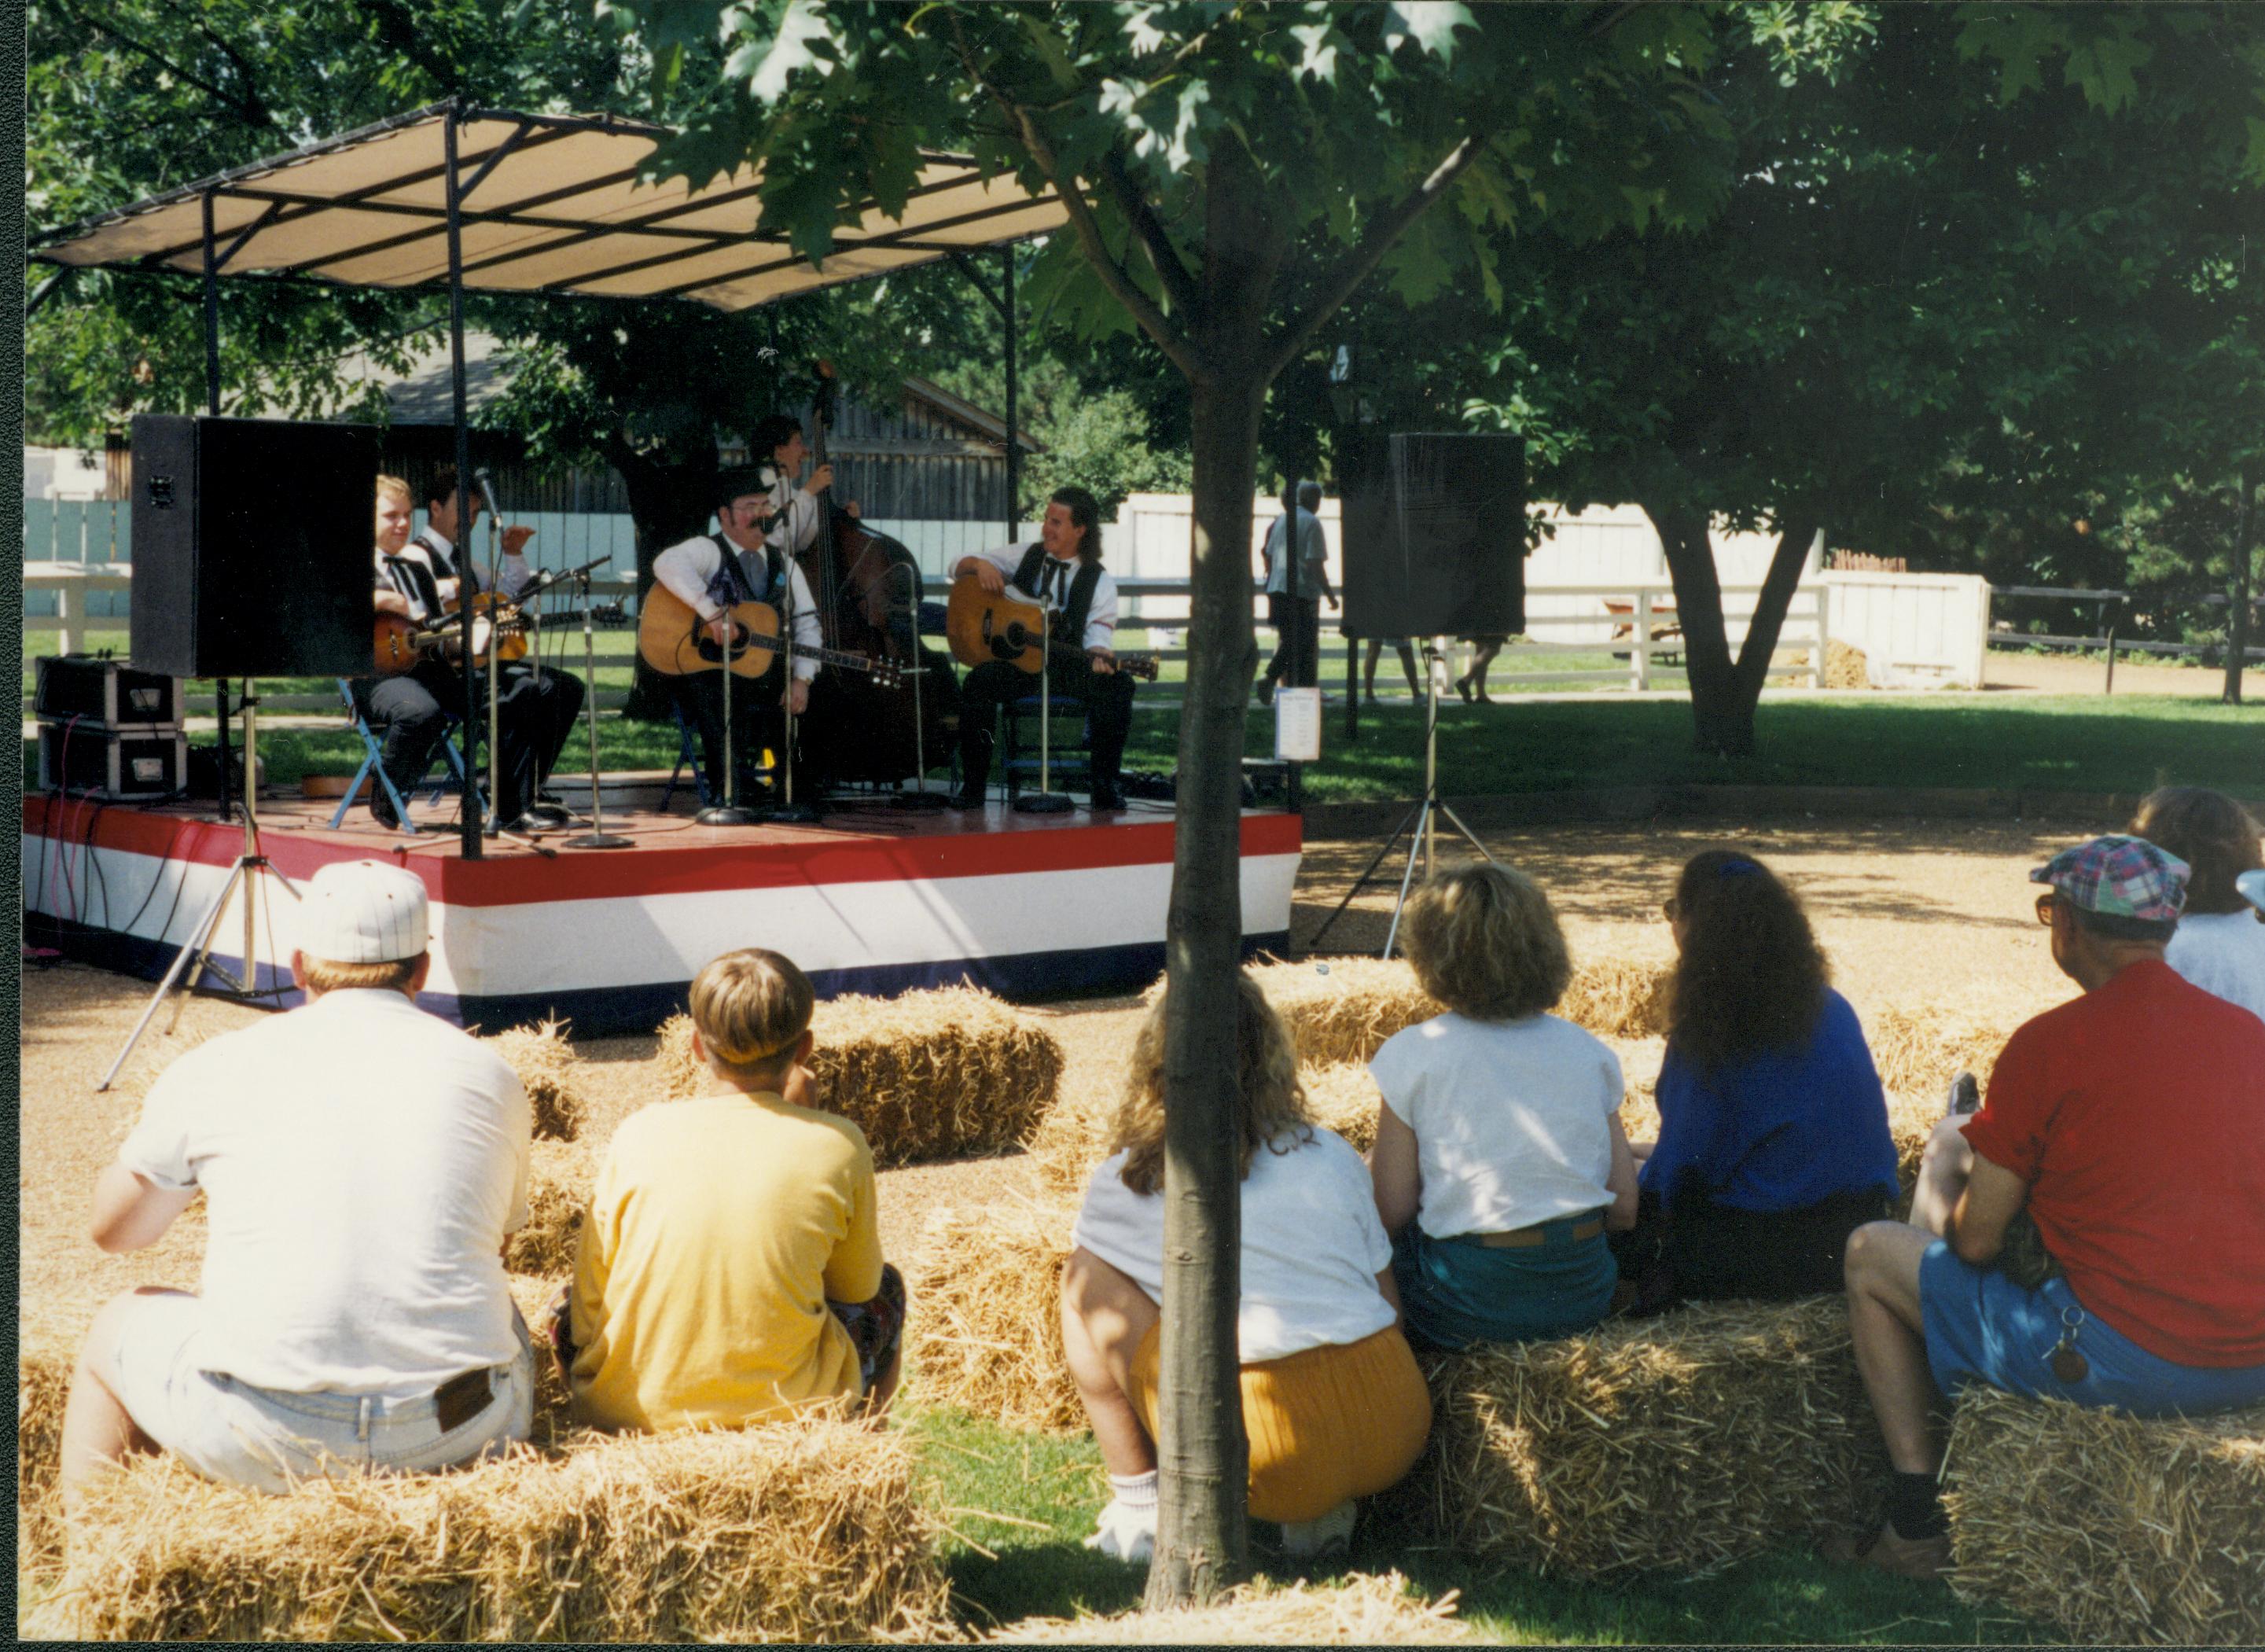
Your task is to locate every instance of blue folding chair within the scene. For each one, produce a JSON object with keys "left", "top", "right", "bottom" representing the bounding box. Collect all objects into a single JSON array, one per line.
[
  {"left": 660, "top": 698, "right": 715, "bottom": 811},
  {"left": 333, "top": 680, "right": 480, "bottom": 832}
]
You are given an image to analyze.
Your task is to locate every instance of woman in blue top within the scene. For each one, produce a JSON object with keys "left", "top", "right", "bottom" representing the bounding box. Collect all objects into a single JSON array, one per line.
[{"left": 1612, "top": 849, "right": 1899, "bottom": 1312}]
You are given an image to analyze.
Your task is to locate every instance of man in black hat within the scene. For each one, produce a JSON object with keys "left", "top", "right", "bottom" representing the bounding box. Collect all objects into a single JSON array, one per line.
[{"left": 651, "top": 469, "right": 824, "bottom": 800}]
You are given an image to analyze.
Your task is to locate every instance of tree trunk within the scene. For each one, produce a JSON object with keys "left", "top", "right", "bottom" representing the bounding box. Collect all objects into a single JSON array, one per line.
[
  {"left": 612, "top": 440, "right": 721, "bottom": 720},
  {"left": 2226, "top": 467, "right": 2252, "bottom": 706},
  {"left": 1642, "top": 502, "right": 1820, "bottom": 757},
  {"left": 1144, "top": 143, "right": 1282, "bottom": 1613}
]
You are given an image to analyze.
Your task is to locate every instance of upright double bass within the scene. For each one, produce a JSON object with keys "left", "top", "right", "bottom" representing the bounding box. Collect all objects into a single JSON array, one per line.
[{"left": 790, "top": 363, "right": 961, "bottom": 786}]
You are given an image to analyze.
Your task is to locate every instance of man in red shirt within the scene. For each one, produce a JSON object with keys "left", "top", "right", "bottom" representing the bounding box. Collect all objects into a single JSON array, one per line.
[{"left": 1833, "top": 834, "right": 2265, "bottom": 1581}]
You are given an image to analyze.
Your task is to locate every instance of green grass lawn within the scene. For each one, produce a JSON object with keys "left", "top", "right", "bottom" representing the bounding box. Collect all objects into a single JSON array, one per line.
[{"left": 903, "top": 1405, "right": 2054, "bottom": 1643}]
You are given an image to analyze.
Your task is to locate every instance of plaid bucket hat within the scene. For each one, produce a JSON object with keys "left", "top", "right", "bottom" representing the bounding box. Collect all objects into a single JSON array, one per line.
[{"left": 2029, "top": 834, "right": 2189, "bottom": 922}]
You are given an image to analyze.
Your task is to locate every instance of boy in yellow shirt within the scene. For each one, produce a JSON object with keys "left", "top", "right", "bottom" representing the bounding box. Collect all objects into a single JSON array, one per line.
[{"left": 562, "top": 948, "right": 903, "bottom": 1430}]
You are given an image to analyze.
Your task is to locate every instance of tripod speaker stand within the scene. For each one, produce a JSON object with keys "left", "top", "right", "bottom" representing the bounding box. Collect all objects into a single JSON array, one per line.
[{"left": 1308, "top": 640, "right": 1497, "bottom": 958}]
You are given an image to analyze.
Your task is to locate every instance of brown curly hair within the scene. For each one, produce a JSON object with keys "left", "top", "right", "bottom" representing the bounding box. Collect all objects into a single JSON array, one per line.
[
  {"left": 2127, "top": 786, "right": 2263, "bottom": 916},
  {"left": 1109, "top": 971, "right": 1315, "bottom": 1197},
  {"left": 1664, "top": 849, "right": 1830, "bottom": 1071},
  {"left": 1400, "top": 864, "right": 1572, "bottom": 1021}
]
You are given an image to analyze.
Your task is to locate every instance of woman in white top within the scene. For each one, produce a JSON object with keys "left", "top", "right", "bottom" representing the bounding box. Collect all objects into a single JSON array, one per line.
[
  {"left": 1368, "top": 864, "right": 1640, "bottom": 1349},
  {"left": 2130, "top": 786, "right": 2265, "bottom": 1023},
  {"left": 1063, "top": 973, "right": 1431, "bottom": 1566}
]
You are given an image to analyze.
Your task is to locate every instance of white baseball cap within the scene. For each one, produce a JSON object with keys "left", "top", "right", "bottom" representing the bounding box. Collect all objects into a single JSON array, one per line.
[
  {"left": 297, "top": 860, "right": 429, "bottom": 964},
  {"left": 2239, "top": 868, "right": 2265, "bottom": 917}
]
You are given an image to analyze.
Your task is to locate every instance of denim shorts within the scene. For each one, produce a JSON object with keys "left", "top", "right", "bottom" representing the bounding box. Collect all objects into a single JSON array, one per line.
[
  {"left": 101, "top": 1290, "right": 535, "bottom": 1495},
  {"left": 1919, "top": 1242, "right": 2265, "bottom": 1417}
]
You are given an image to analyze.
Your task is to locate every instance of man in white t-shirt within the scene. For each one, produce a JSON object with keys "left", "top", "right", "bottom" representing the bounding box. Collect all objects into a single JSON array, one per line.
[{"left": 57, "top": 861, "right": 535, "bottom": 1501}]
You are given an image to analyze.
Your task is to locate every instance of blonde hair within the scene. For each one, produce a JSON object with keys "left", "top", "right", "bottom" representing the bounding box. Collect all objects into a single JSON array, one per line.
[
  {"left": 373, "top": 473, "right": 413, "bottom": 508},
  {"left": 689, "top": 947, "right": 814, "bottom": 1080},
  {"left": 300, "top": 955, "right": 421, "bottom": 995},
  {"left": 1400, "top": 863, "right": 1571, "bottom": 1021},
  {"left": 1109, "top": 972, "right": 1313, "bottom": 1197}
]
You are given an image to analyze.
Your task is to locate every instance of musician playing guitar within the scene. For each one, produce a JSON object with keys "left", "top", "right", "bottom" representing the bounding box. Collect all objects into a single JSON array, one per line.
[
  {"left": 362, "top": 474, "right": 574, "bottom": 833},
  {"left": 651, "top": 467, "right": 823, "bottom": 801},
  {"left": 413, "top": 466, "right": 586, "bottom": 826},
  {"left": 950, "top": 484, "right": 1135, "bottom": 812}
]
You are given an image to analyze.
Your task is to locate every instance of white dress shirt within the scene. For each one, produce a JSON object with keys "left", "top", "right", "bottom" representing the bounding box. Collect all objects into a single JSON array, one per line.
[
  {"left": 967, "top": 543, "right": 1118, "bottom": 653},
  {"left": 415, "top": 525, "right": 536, "bottom": 604}
]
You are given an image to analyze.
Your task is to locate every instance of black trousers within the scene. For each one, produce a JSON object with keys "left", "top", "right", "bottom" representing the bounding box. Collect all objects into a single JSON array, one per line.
[
  {"left": 672, "top": 668, "right": 792, "bottom": 797},
  {"left": 958, "top": 656, "right": 1135, "bottom": 790},
  {"left": 1263, "top": 594, "right": 1322, "bottom": 688},
  {"left": 355, "top": 660, "right": 583, "bottom": 822},
  {"left": 1609, "top": 1181, "right": 1896, "bottom": 1315}
]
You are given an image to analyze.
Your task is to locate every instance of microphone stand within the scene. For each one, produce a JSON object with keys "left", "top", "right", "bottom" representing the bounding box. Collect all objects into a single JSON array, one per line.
[
  {"left": 889, "top": 560, "right": 949, "bottom": 811},
  {"left": 564, "top": 565, "right": 631, "bottom": 849},
  {"left": 695, "top": 605, "right": 763, "bottom": 828},
  {"left": 761, "top": 554, "right": 822, "bottom": 826},
  {"left": 1012, "top": 584, "right": 1074, "bottom": 815},
  {"left": 467, "top": 493, "right": 547, "bottom": 854}
]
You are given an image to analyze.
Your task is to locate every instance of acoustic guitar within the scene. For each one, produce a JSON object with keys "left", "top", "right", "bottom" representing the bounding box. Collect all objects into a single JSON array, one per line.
[
  {"left": 373, "top": 595, "right": 627, "bottom": 676},
  {"left": 637, "top": 583, "right": 900, "bottom": 686},
  {"left": 943, "top": 578, "right": 1160, "bottom": 681}
]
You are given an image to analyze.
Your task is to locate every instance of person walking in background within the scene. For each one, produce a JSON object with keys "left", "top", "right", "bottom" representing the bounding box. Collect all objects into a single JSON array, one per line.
[
  {"left": 1362, "top": 635, "right": 1424, "bottom": 705},
  {"left": 1613, "top": 850, "right": 1899, "bottom": 1315},
  {"left": 1256, "top": 480, "right": 1336, "bottom": 706},
  {"left": 1367, "top": 865, "right": 1640, "bottom": 1349},
  {"left": 2126, "top": 785, "right": 2265, "bottom": 1021}
]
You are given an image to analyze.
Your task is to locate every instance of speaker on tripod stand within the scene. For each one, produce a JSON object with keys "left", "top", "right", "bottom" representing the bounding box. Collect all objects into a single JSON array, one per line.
[{"left": 1315, "top": 430, "right": 1528, "bottom": 956}]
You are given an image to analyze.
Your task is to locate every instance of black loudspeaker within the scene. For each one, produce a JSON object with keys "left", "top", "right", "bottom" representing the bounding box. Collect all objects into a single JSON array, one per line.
[
  {"left": 1339, "top": 430, "right": 1525, "bottom": 640},
  {"left": 129, "top": 414, "right": 381, "bottom": 678}
]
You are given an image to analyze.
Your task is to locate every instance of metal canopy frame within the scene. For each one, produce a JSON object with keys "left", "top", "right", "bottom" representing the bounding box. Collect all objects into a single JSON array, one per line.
[{"left": 32, "top": 99, "right": 1059, "bottom": 860}]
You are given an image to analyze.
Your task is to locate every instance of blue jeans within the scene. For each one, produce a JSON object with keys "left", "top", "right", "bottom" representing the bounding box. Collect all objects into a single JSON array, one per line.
[
  {"left": 1920, "top": 1242, "right": 2265, "bottom": 1417},
  {"left": 1391, "top": 1218, "right": 1617, "bottom": 1351}
]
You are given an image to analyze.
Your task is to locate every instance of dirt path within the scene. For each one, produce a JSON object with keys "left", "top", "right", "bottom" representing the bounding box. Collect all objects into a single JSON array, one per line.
[
  {"left": 18, "top": 815, "right": 2092, "bottom": 1359},
  {"left": 1982, "top": 649, "right": 2261, "bottom": 698}
]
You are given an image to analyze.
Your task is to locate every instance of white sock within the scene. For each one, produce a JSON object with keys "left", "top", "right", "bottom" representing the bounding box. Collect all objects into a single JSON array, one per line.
[{"left": 1108, "top": 1470, "right": 1158, "bottom": 1511}]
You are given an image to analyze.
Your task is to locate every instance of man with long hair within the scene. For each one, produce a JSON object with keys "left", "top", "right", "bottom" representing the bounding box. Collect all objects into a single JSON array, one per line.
[{"left": 950, "top": 484, "right": 1136, "bottom": 811}]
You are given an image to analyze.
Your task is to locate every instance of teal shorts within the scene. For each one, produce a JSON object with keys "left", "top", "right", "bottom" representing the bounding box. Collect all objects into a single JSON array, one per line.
[{"left": 1391, "top": 1216, "right": 1617, "bottom": 1352}]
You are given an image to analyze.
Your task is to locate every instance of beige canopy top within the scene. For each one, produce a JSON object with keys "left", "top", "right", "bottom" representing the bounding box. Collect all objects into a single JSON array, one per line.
[{"left": 33, "top": 104, "right": 1068, "bottom": 310}]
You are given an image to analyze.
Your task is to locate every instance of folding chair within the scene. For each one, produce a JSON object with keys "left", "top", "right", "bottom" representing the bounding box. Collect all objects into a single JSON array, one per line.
[
  {"left": 332, "top": 680, "right": 480, "bottom": 832},
  {"left": 660, "top": 698, "right": 714, "bottom": 812},
  {"left": 1001, "top": 692, "right": 1090, "bottom": 801}
]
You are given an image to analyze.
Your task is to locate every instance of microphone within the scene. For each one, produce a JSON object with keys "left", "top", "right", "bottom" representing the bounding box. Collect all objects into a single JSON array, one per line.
[{"left": 473, "top": 466, "right": 506, "bottom": 524}]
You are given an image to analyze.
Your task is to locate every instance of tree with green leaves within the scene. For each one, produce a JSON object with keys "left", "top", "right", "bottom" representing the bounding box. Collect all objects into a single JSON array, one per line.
[{"left": 606, "top": 0, "right": 1736, "bottom": 1599}]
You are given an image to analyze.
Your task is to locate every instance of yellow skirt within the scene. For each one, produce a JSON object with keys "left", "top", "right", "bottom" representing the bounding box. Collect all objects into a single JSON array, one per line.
[{"left": 1129, "top": 1322, "right": 1432, "bottom": 1524}]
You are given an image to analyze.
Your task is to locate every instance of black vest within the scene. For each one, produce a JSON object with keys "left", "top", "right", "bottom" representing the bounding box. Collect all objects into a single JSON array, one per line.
[
  {"left": 1011, "top": 544, "right": 1102, "bottom": 648},
  {"left": 711, "top": 535, "right": 787, "bottom": 608}
]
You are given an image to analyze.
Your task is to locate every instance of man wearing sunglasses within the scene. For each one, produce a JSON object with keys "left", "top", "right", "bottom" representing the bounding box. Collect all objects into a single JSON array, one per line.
[{"left": 1831, "top": 834, "right": 2265, "bottom": 1581}]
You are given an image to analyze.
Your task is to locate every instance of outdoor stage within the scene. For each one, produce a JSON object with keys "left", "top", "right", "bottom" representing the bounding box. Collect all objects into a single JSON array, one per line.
[{"left": 21, "top": 790, "right": 1303, "bottom": 1036}]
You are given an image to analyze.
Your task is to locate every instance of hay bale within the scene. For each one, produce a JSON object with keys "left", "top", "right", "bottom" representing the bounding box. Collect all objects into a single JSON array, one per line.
[
  {"left": 504, "top": 1140, "right": 595, "bottom": 1278},
  {"left": 35, "top": 1413, "right": 947, "bottom": 1643},
  {"left": 486, "top": 1017, "right": 587, "bottom": 1141},
  {"left": 905, "top": 1201, "right": 1082, "bottom": 1433},
  {"left": 19, "top": 1348, "right": 74, "bottom": 1584},
  {"left": 1866, "top": 1004, "right": 2010, "bottom": 1107},
  {"left": 1416, "top": 1297, "right": 1888, "bottom": 1579},
  {"left": 991, "top": 1569, "right": 1471, "bottom": 1643},
  {"left": 1943, "top": 1387, "right": 2265, "bottom": 1645},
  {"left": 1825, "top": 639, "right": 1870, "bottom": 690},
  {"left": 1300, "top": 1062, "right": 1382, "bottom": 1153},
  {"left": 653, "top": 986, "right": 1064, "bottom": 1167},
  {"left": 1560, "top": 959, "right": 1674, "bottom": 1039},
  {"left": 1228, "top": 957, "right": 1440, "bottom": 1066}
]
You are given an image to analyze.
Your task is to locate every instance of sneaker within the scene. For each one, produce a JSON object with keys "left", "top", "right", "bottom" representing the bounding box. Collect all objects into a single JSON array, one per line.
[
  {"left": 1822, "top": 1521, "right": 1951, "bottom": 1584},
  {"left": 1278, "top": 1499, "right": 1357, "bottom": 1561},
  {"left": 1082, "top": 1497, "right": 1156, "bottom": 1565},
  {"left": 1947, "top": 1072, "right": 1981, "bottom": 1118}
]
